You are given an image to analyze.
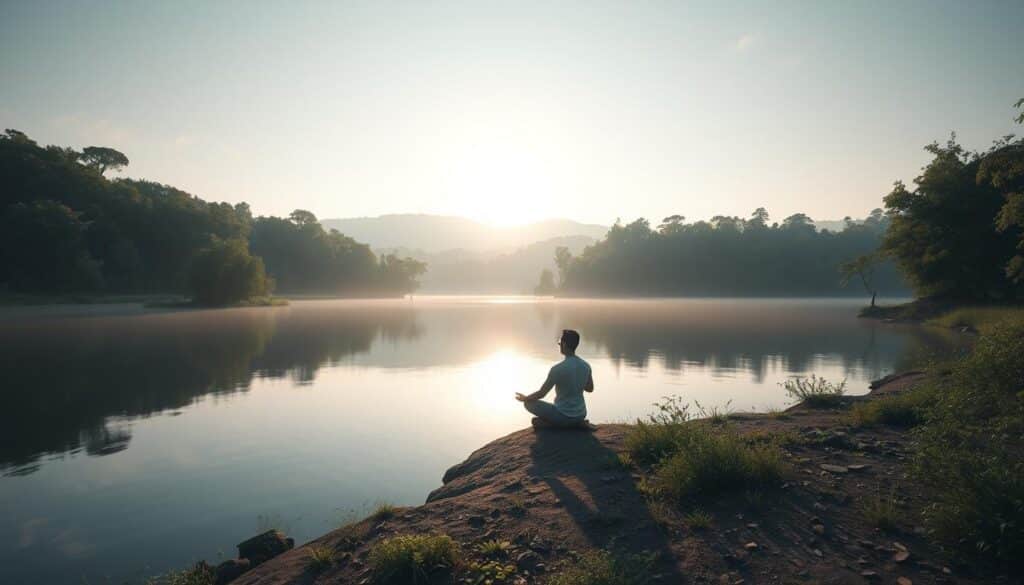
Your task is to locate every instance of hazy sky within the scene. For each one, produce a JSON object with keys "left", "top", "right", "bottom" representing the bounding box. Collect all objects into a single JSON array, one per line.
[{"left": 2, "top": 1, "right": 1022, "bottom": 226}]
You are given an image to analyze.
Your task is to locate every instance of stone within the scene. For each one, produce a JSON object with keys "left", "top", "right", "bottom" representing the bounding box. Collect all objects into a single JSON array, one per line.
[
  {"left": 516, "top": 550, "right": 542, "bottom": 570},
  {"left": 820, "top": 464, "right": 849, "bottom": 474},
  {"left": 897, "top": 578, "right": 912, "bottom": 585},
  {"left": 237, "top": 530, "right": 294, "bottom": 566},
  {"left": 847, "top": 464, "right": 870, "bottom": 471},
  {"left": 893, "top": 550, "right": 910, "bottom": 563},
  {"left": 215, "top": 559, "right": 250, "bottom": 585},
  {"left": 744, "top": 542, "right": 758, "bottom": 550},
  {"left": 860, "top": 570, "right": 879, "bottom": 579},
  {"left": 812, "top": 523, "right": 826, "bottom": 535}
]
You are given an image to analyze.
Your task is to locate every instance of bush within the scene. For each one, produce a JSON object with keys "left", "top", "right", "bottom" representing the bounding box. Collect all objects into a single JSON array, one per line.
[
  {"left": 850, "top": 387, "right": 934, "bottom": 428},
  {"left": 188, "top": 237, "right": 271, "bottom": 306},
  {"left": 649, "top": 430, "right": 784, "bottom": 502},
  {"left": 783, "top": 375, "right": 846, "bottom": 408},
  {"left": 369, "top": 534, "right": 459, "bottom": 584},
  {"left": 547, "top": 550, "right": 654, "bottom": 585},
  {"left": 914, "top": 321, "right": 1024, "bottom": 570}
]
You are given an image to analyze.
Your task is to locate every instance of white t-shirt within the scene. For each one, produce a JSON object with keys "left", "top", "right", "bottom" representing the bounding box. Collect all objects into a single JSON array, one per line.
[{"left": 548, "top": 355, "right": 591, "bottom": 419}]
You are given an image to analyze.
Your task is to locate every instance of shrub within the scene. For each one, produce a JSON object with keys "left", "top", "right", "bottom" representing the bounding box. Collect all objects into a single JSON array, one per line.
[
  {"left": 371, "top": 502, "right": 398, "bottom": 520},
  {"left": 188, "top": 237, "right": 271, "bottom": 306},
  {"left": 465, "top": 560, "right": 517, "bottom": 584},
  {"left": 369, "top": 534, "right": 459, "bottom": 584},
  {"left": 850, "top": 387, "right": 933, "bottom": 428},
  {"left": 307, "top": 545, "right": 336, "bottom": 571},
  {"left": 683, "top": 509, "right": 712, "bottom": 530},
  {"left": 783, "top": 375, "right": 847, "bottom": 408},
  {"left": 650, "top": 430, "right": 784, "bottom": 502},
  {"left": 914, "top": 321, "right": 1024, "bottom": 569},
  {"left": 547, "top": 550, "right": 654, "bottom": 585},
  {"left": 624, "top": 396, "right": 692, "bottom": 466}
]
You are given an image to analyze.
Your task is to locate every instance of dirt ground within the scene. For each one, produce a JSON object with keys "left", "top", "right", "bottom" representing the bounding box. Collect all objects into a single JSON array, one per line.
[{"left": 230, "top": 371, "right": 1008, "bottom": 585}]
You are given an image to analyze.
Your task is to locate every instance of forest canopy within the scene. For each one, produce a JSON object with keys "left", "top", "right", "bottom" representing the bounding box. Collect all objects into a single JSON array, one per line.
[{"left": 0, "top": 130, "right": 424, "bottom": 302}]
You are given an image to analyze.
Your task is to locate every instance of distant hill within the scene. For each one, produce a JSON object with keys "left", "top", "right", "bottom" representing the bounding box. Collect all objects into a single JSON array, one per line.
[{"left": 321, "top": 214, "right": 608, "bottom": 254}]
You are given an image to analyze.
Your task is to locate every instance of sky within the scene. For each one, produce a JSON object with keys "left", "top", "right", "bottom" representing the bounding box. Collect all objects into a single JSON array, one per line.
[{"left": 1, "top": 1, "right": 1022, "bottom": 227}]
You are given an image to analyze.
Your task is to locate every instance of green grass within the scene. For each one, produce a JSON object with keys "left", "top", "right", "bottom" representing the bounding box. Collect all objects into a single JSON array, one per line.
[
  {"left": 926, "top": 305, "right": 1024, "bottom": 332},
  {"left": 782, "top": 375, "right": 847, "bottom": 408},
  {"left": 547, "top": 550, "right": 654, "bottom": 585},
  {"left": 861, "top": 486, "right": 901, "bottom": 533},
  {"left": 475, "top": 539, "right": 513, "bottom": 558},
  {"left": 368, "top": 534, "right": 460, "bottom": 584},
  {"left": 307, "top": 545, "right": 336, "bottom": 571},
  {"left": 683, "top": 509, "right": 712, "bottom": 530},
  {"left": 145, "top": 562, "right": 215, "bottom": 585},
  {"left": 850, "top": 387, "right": 933, "bottom": 428},
  {"left": 694, "top": 399, "right": 733, "bottom": 424},
  {"left": 371, "top": 502, "right": 398, "bottom": 520}
]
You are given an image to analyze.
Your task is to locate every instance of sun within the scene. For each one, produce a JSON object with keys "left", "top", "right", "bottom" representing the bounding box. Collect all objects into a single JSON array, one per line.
[{"left": 447, "top": 142, "right": 556, "bottom": 227}]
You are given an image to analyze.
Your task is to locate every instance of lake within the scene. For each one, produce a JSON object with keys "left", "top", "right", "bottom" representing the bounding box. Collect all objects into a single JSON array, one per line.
[{"left": 0, "top": 297, "right": 963, "bottom": 584}]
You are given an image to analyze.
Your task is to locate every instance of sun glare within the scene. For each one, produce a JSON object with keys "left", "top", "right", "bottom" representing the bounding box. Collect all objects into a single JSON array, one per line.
[{"left": 447, "top": 142, "right": 556, "bottom": 227}]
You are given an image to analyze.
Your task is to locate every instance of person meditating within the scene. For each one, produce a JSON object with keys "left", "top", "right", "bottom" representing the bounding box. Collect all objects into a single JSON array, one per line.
[{"left": 515, "top": 329, "right": 595, "bottom": 429}]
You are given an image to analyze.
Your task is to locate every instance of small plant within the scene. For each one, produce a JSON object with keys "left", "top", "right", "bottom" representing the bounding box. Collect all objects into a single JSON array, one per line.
[
  {"left": 371, "top": 502, "right": 398, "bottom": 520},
  {"left": 683, "top": 509, "right": 712, "bottom": 530},
  {"left": 475, "top": 539, "right": 513, "bottom": 558},
  {"left": 507, "top": 496, "right": 527, "bottom": 517},
  {"left": 783, "top": 375, "right": 847, "bottom": 408},
  {"left": 336, "top": 520, "right": 372, "bottom": 551},
  {"left": 694, "top": 399, "right": 733, "bottom": 424},
  {"left": 850, "top": 388, "right": 931, "bottom": 428},
  {"left": 650, "top": 430, "right": 784, "bottom": 502},
  {"left": 369, "top": 534, "right": 459, "bottom": 584},
  {"left": 307, "top": 545, "right": 336, "bottom": 571},
  {"left": 547, "top": 549, "right": 654, "bottom": 585},
  {"left": 466, "top": 559, "right": 517, "bottom": 584},
  {"left": 145, "top": 562, "right": 216, "bottom": 585},
  {"left": 862, "top": 485, "right": 901, "bottom": 532},
  {"left": 624, "top": 396, "right": 693, "bottom": 466},
  {"left": 765, "top": 406, "right": 791, "bottom": 419}
]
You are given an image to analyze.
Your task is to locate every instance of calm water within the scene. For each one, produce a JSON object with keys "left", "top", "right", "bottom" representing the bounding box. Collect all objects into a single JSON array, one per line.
[{"left": 0, "top": 297, "right": 962, "bottom": 584}]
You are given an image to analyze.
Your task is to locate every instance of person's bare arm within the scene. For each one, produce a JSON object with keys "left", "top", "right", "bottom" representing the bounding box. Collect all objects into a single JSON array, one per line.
[
  {"left": 584, "top": 371, "right": 594, "bottom": 392},
  {"left": 516, "top": 376, "right": 554, "bottom": 402}
]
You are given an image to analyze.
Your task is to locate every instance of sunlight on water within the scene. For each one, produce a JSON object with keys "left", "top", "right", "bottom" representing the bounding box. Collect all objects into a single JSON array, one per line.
[{"left": 0, "top": 297, "right": 964, "bottom": 584}]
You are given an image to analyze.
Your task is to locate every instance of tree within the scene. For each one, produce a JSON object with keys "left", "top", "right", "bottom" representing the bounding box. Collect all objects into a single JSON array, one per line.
[
  {"left": 840, "top": 252, "right": 882, "bottom": 307},
  {"left": 554, "top": 246, "right": 573, "bottom": 287},
  {"left": 534, "top": 268, "right": 556, "bottom": 295},
  {"left": 288, "top": 209, "right": 318, "bottom": 227},
  {"left": 0, "top": 200, "right": 103, "bottom": 291},
  {"left": 188, "top": 238, "right": 271, "bottom": 306},
  {"left": 78, "top": 146, "right": 129, "bottom": 176}
]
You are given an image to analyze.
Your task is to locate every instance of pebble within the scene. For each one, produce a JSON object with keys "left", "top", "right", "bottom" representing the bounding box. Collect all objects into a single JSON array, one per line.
[
  {"left": 820, "top": 464, "right": 849, "bottom": 474},
  {"left": 897, "top": 578, "right": 912, "bottom": 585},
  {"left": 744, "top": 542, "right": 758, "bottom": 550}
]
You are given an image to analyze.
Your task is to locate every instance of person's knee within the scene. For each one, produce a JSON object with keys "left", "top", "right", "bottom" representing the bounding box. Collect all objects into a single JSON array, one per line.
[{"left": 524, "top": 400, "right": 539, "bottom": 415}]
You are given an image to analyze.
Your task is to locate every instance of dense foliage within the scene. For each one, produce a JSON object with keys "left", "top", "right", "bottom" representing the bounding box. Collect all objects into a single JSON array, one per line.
[
  {"left": 883, "top": 135, "right": 1024, "bottom": 300},
  {"left": 188, "top": 238, "right": 271, "bottom": 306},
  {"left": 555, "top": 209, "right": 906, "bottom": 297},
  {"left": 914, "top": 320, "right": 1024, "bottom": 569},
  {"left": 0, "top": 130, "right": 424, "bottom": 301}
]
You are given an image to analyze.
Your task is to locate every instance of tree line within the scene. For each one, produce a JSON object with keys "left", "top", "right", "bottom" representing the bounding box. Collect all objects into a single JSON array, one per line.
[
  {"left": 550, "top": 99, "right": 1024, "bottom": 303},
  {"left": 548, "top": 208, "right": 907, "bottom": 297},
  {"left": 0, "top": 130, "right": 425, "bottom": 304}
]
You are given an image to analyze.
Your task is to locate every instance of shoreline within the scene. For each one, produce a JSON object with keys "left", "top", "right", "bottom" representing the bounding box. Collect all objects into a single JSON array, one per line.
[{"left": 214, "top": 369, "right": 990, "bottom": 585}]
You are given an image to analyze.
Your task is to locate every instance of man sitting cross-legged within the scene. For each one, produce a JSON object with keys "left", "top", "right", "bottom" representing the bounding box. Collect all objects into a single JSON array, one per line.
[{"left": 515, "top": 329, "right": 595, "bottom": 429}]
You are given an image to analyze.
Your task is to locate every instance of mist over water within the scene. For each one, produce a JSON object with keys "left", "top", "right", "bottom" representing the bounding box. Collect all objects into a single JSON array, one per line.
[{"left": 0, "top": 297, "right": 964, "bottom": 584}]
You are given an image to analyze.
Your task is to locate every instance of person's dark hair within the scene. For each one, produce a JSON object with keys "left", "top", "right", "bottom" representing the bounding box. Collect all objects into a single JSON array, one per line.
[{"left": 560, "top": 329, "right": 580, "bottom": 351}]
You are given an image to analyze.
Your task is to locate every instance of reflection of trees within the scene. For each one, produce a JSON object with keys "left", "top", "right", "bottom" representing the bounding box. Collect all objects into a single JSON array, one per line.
[
  {"left": 553, "top": 300, "right": 964, "bottom": 382},
  {"left": 0, "top": 304, "right": 422, "bottom": 474}
]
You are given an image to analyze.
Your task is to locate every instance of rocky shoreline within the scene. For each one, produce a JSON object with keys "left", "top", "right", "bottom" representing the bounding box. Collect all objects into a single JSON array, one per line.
[{"left": 219, "top": 371, "right": 988, "bottom": 585}]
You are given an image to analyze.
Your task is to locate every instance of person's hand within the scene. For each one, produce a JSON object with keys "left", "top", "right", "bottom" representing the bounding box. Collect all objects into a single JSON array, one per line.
[{"left": 515, "top": 392, "right": 529, "bottom": 402}]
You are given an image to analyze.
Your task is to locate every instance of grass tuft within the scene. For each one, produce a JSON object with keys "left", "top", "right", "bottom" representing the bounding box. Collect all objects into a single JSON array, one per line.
[
  {"left": 371, "top": 502, "right": 398, "bottom": 521},
  {"left": 547, "top": 549, "right": 654, "bottom": 585},
  {"left": 926, "top": 306, "right": 1024, "bottom": 332},
  {"left": 683, "top": 509, "right": 712, "bottom": 530},
  {"left": 782, "top": 375, "right": 847, "bottom": 408},
  {"left": 307, "top": 545, "right": 336, "bottom": 572},
  {"left": 145, "top": 562, "right": 215, "bottom": 585},
  {"left": 369, "top": 534, "right": 459, "bottom": 584},
  {"left": 850, "top": 387, "right": 933, "bottom": 428},
  {"left": 861, "top": 485, "right": 901, "bottom": 533}
]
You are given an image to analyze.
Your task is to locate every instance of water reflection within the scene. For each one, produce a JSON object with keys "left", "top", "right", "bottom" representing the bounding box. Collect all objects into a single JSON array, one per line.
[{"left": 0, "top": 298, "right": 963, "bottom": 477}]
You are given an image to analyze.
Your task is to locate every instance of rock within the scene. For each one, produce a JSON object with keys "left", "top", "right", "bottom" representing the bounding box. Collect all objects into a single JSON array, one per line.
[
  {"left": 812, "top": 523, "right": 826, "bottom": 535},
  {"left": 215, "top": 559, "right": 250, "bottom": 585},
  {"left": 236, "top": 530, "right": 294, "bottom": 566},
  {"left": 860, "top": 570, "right": 879, "bottom": 579},
  {"left": 897, "top": 578, "right": 912, "bottom": 585},
  {"left": 516, "top": 550, "right": 541, "bottom": 569},
  {"left": 847, "top": 464, "right": 870, "bottom": 471},
  {"left": 893, "top": 550, "right": 910, "bottom": 563},
  {"left": 744, "top": 542, "right": 758, "bottom": 550},
  {"left": 820, "top": 464, "right": 849, "bottom": 474}
]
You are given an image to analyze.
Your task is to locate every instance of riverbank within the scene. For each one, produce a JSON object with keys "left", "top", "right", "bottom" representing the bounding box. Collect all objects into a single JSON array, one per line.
[
  {"left": 217, "top": 371, "right": 994, "bottom": 585},
  {"left": 861, "top": 298, "right": 1024, "bottom": 331}
]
